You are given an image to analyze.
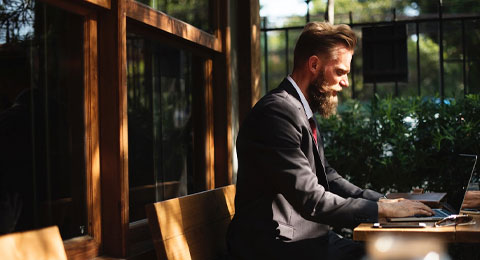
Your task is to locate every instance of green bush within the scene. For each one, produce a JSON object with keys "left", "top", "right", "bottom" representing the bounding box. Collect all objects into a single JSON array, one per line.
[{"left": 318, "top": 94, "right": 480, "bottom": 193}]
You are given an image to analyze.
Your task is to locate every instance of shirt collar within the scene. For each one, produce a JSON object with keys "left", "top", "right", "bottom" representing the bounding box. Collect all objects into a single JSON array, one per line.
[{"left": 286, "top": 75, "right": 313, "bottom": 119}]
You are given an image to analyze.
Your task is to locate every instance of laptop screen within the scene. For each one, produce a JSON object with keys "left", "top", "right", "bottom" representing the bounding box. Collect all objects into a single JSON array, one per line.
[
  {"left": 467, "top": 155, "right": 479, "bottom": 191},
  {"left": 443, "top": 154, "right": 477, "bottom": 214}
]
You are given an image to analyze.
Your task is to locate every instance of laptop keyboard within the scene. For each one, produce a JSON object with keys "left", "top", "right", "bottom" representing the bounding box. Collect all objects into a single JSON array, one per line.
[{"left": 432, "top": 208, "right": 451, "bottom": 218}]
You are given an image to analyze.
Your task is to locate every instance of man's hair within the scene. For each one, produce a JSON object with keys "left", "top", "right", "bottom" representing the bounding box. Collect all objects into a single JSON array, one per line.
[{"left": 293, "top": 22, "right": 357, "bottom": 69}]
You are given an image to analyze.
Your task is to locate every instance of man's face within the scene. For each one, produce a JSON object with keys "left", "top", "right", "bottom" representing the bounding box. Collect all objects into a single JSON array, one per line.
[{"left": 308, "top": 47, "right": 353, "bottom": 117}]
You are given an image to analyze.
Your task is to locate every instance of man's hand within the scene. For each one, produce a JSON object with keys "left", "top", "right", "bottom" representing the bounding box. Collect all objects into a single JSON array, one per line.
[
  {"left": 378, "top": 198, "right": 404, "bottom": 204},
  {"left": 462, "top": 191, "right": 480, "bottom": 209},
  {"left": 378, "top": 199, "right": 434, "bottom": 218}
]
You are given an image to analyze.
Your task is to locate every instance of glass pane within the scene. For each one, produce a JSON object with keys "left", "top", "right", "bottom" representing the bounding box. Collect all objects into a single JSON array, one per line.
[
  {"left": 136, "top": 0, "right": 212, "bottom": 33},
  {"left": 127, "top": 34, "right": 195, "bottom": 222},
  {"left": 266, "top": 30, "right": 286, "bottom": 92},
  {"left": 0, "top": 1, "right": 86, "bottom": 239}
]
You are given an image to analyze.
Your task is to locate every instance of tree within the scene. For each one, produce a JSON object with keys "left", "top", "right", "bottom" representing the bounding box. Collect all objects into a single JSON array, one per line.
[{"left": 0, "top": 0, "right": 34, "bottom": 43}]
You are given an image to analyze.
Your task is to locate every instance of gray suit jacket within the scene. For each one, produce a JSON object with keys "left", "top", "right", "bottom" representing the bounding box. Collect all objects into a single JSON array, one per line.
[{"left": 227, "top": 79, "right": 382, "bottom": 259}]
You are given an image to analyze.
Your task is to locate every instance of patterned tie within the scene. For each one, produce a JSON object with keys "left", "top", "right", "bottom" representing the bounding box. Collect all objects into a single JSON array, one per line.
[{"left": 309, "top": 117, "right": 317, "bottom": 145}]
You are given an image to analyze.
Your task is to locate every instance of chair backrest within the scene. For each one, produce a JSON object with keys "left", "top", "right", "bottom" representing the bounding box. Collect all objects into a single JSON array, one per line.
[
  {"left": 146, "top": 184, "right": 236, "bottom": 260},
  {"left": 0, "top": 226, "right": 67, "bottom": 260}
]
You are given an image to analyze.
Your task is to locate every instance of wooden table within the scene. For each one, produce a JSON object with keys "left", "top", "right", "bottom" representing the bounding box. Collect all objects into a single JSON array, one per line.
[
  {"left": 455, "top": 213, "right": 480, "bottom": 243},
  {"left": 353, "top": 214, "right": 480, "bottom": 243}
]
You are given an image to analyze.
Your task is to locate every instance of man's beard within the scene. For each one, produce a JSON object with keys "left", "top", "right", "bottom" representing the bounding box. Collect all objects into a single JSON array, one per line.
[{"left": 308, "top": 72, "right": 338, "bottom": 118}]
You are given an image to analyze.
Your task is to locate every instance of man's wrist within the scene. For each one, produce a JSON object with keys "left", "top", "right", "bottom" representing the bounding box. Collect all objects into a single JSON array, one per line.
[{"left": 377, "top": 201, "right": 391, "bottom": 218}]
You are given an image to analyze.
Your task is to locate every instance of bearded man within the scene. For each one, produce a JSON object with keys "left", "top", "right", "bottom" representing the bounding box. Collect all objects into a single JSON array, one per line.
[{"left": 226, "top": 22, "right": 433, "bottom": 260}]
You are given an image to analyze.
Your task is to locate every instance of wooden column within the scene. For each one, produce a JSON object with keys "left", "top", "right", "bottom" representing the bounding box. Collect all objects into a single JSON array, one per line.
[
  {"left": 237, "top": 0, "right": 261, "bottom": 124},
  {"left": 98, "top": 0, "right": 128, "bottom": 257},
  {"left": 212, "top": 0, "right": 233, "bottom": 187},
  {"left": 193, "top": 58, "right": 216, "bottom": 191},
  {"left": 84, "top": 14, "right": 101, "bottom": 246},
  {"left": 204, "top": 59, "right": 215, "bottom": 190}
]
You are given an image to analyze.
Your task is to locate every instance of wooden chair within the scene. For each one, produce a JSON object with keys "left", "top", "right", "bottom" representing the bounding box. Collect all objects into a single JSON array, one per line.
[
  {"left": 0, "top": 226, "right": 67, "bottom": 260},
  {"left": 146, "top": 184, "right": 236, "bottom": 260}
]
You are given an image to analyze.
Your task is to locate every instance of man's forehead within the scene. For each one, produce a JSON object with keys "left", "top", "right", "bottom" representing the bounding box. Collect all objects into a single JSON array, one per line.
[
  {"left": 326, "top": 47, "right": 353, "bottom": 67},
  {"left": 331, "top": 46, "right": 353, "bottom": 59}
]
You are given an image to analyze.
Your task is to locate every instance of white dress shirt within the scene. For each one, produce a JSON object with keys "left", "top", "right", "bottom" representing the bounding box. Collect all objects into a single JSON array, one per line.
[{"left": 286, "top": 75, "right": 313, "bottom": 120}]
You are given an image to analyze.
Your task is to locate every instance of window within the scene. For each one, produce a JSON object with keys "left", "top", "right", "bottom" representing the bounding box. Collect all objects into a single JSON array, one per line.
[
  {"left": 0, "top": 0, "right": 235, "bottom": 258},
  {"left": 135, "top": 0, "right": 212, "bottom": 33},
  {"left": 0, "top": 1, "right": 86, "bottom": 239},
  {"left": 127, "top": 34, "right": 197, "bottom": 222}
]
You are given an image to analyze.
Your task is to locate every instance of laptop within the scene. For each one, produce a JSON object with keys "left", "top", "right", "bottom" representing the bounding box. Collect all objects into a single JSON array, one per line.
[
  {"left": 387, "top": 154, "right": 478, "bottom": 222},
  {"left": 463, "top": 154, "right": 480, "bottom": 214}
]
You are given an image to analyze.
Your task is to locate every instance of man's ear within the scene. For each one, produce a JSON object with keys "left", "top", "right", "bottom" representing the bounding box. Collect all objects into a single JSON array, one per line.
[{"left": 307, "top": 55, "right": 321, "bottom": 74}]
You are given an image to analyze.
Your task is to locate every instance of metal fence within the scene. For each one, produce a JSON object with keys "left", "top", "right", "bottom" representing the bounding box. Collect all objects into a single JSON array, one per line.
[{"left": 261, "top": 6, "right": 480, "bottom": 101}]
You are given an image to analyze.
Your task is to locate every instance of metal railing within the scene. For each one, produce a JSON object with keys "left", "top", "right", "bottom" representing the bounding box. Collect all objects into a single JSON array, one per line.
[{"left": 261, "top": 3, "right": 480, "bottom": 101}]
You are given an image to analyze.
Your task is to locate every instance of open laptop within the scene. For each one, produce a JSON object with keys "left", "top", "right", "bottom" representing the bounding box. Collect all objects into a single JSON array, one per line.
[
  {"left": 463, "top": 153, "right": 480, "bottom": 214},
  {"left": 387, "top": 154, "right": 477, "bottom": 222}
]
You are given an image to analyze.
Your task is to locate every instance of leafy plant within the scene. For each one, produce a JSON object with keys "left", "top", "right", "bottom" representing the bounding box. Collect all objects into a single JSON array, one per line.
[{"left": 318, "top": 94, "right": 480, "bottom": 193}]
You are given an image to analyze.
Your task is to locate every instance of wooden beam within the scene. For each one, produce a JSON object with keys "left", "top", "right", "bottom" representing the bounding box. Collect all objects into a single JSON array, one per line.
[
  {"left": 39, "top": 0, "right": 90, "bottom": 15},
  {"left": 83, "top": 14, "right": 102, "bottom": 246},
  {"left": 212, "top": 0, "right": 232, "bottom": 187},
  {"left": 192, "top": 58, "right": 216, "bottom": 191},
  {"left": 205, "top": 59, "right": 215, "bottom": 189},
  {"left": 40, "top": 0, "right": 109, "bottom": 16},
  {"left": 98, "top": 0, "right": 129, "bottom": 257},
  {"left": 237, "top": 0, "right": 261, "bottom": 124},
  {"left": 83, "top": 0, "right": 110, "bottom": 9},
  {"left": 126, "top": 0, "right": 221, "bottom": 53}
]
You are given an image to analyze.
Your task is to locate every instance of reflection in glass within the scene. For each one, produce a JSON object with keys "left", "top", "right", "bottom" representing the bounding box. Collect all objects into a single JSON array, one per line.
[
  {"left": 136, "top": 0, "right": 212, "bottom": 33},
  {"left": 0, "top": 1, "right": 86, "bottom": 239},
  {"left": 127, "top": 34, "right": 194, "bottom": 222}
]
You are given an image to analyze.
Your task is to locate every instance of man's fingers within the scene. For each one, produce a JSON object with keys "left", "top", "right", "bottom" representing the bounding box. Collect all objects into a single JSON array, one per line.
[
  {"left": 399, "top": 200, "right": 434, "bottom": 216},
  {"left": 416, "top": 208, "right": 433, "bottom": 216},
  {"left": 416, "top": 204, "right": 433, "bottom": 213},
  {"left": 412, "top": 202, "right": 434, "bottom": 215}
]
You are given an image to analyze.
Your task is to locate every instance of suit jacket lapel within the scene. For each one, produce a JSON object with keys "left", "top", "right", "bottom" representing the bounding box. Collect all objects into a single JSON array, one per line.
[
  {"left": 279, "top": 79, "right": 329, "bottom": 190},
  {"left": 310, "top": 117, "right": 326, "bottom": 173},
  {"left": 279, "top": 80, "right": 318, "bottom": 149}
]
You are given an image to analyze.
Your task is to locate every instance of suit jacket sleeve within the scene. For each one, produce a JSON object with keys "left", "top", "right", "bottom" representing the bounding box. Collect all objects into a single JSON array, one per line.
[
  {"left": 240, "top": 96, "right": 378, "bottom": 228},
  {"left": 311, "top": 118, "right": 383, "bottom": 202},
  {"left": 324, "top": 156, "right": 384, "bottom": 201}
]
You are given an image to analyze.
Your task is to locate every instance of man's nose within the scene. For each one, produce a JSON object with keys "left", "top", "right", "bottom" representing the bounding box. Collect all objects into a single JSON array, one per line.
[{"left": 340, "top": 76, "right": 349, "bottom": 88}]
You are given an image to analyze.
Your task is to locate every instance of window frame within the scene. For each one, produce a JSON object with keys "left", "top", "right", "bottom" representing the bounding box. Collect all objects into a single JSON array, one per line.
[
  {"left": 123, "top": 4, "right": 223, "bottom": 258},
  {"left": 98, "top": 0, "right": 232, "bottom": 258},
  {"left": 126, "top": 0, "right": 221, "bottom": 52},
  {"left": 28, "top": 0, "right": 232, "bottom": 258},
  {"left": 22, "top": 0, "right": 107, "bottom": 259}
]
